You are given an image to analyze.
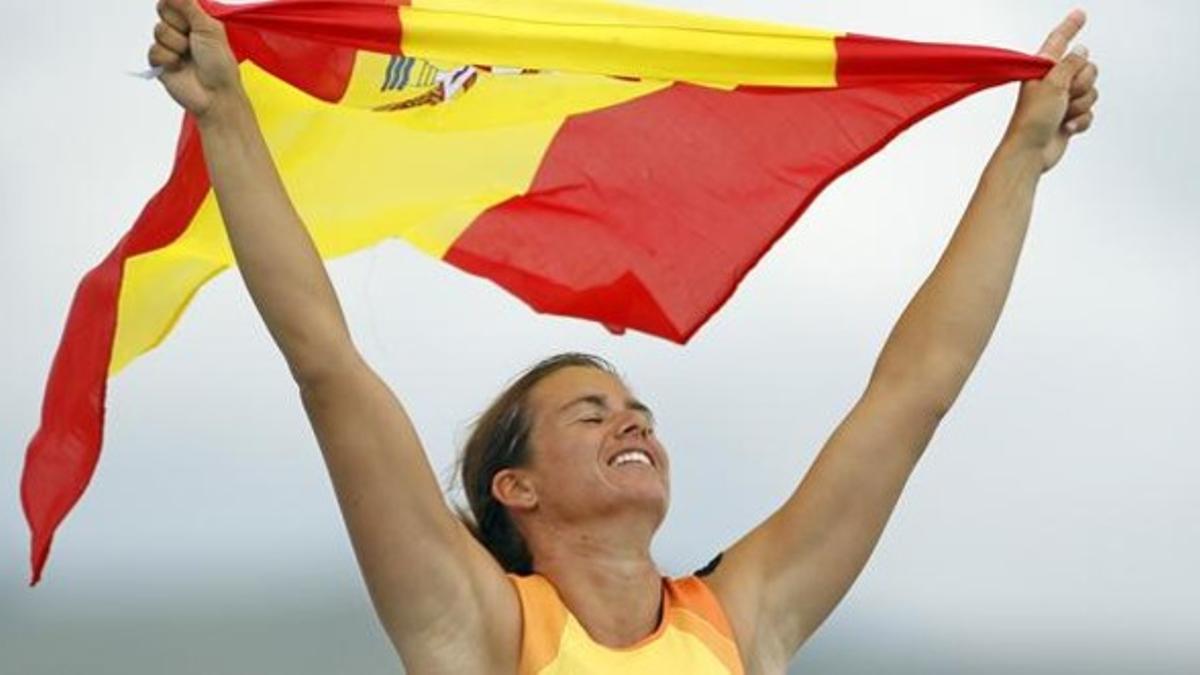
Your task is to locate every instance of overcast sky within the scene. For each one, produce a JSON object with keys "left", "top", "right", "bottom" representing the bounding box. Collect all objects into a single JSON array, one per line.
[{"left": 2, "top": 1, "right": 1197, "bottom": 673}]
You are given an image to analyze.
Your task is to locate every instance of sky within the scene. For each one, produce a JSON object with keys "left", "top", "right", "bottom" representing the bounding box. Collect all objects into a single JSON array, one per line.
[{"left": 2, "top": 0, "right": 1198, "bottom": 673}]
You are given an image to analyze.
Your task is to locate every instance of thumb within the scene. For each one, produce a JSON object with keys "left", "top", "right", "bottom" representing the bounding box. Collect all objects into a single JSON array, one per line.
[{"left": 1046, "top": 44, "right": 1090, "bottom": 91}]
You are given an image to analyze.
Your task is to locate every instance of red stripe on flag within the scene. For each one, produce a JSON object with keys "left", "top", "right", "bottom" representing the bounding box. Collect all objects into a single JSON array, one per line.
[
  {"left": 207, "top": 0, "right": 405, "bottom": 53},
  {"left": 206, "top": 0, "right": 405, "bottom": 103},
  {"left": 445, "top": 77, "right": 1022, "bottom": 343},
  {"left": 206, "top": 0, "right": 407, "bottom": 102},
  {"left": 21, "top": 116, "right": 211, "bottom": 585},
  {"left": 222, "top": 24, "right": 359, "bottom": 103},
  {"left": 835, "top": 34, "right": 1051, "bottom": 86}
]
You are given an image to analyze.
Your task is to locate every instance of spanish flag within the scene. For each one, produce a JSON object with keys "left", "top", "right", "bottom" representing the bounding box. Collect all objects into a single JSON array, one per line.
[{"left": 22, "top": 0, "right": 1051, "bottom": 583}]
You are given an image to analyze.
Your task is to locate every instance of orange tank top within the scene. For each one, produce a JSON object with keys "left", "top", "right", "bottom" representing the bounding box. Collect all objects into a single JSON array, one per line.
[{"left": 508, "top": 573, "right": 744, "bottom": 674}]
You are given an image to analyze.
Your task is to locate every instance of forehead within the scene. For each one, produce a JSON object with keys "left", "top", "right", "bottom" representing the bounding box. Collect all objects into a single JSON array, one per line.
[{"left": 527, "top": 366, "right": 631, "bottom": 410}]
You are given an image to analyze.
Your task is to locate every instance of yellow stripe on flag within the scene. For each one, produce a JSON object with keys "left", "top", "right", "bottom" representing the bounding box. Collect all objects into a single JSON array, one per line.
[{"left": 402, "top": 0, "right": 842, "bottom": 88}]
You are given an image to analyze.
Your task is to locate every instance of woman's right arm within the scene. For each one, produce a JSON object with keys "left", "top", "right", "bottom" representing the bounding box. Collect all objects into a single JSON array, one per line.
[{"left": 149, "top": 1, "right": 519, "bottom": 669}]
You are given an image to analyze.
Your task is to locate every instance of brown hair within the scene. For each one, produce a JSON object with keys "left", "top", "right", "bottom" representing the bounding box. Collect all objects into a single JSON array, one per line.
[{"left": 458, "top": 353, "right": 617, "bottom": 574}]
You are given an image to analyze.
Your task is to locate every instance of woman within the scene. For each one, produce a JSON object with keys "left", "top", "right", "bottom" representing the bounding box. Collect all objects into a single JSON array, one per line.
[{"left": 147, "top": 0, "right": 1098, "bottom": 672}]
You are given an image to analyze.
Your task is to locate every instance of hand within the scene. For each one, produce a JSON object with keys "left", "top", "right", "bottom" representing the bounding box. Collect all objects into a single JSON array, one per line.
[
  {"left": 1003, "top": 9, "right": 1100, "bottom": 173},
  {"left": 148, "top": 0, "right": 243, "bottom": 119}
]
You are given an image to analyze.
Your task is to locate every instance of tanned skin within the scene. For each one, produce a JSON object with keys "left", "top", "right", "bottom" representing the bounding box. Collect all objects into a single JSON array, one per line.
[{"left": 149, "top": 1, "right": 1098, "bottom": 673}]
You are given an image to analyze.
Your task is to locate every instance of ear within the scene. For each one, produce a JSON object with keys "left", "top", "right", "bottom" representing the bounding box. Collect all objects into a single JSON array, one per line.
[{"left": 492, "top": 468, "right": 538, "bottom": 513}]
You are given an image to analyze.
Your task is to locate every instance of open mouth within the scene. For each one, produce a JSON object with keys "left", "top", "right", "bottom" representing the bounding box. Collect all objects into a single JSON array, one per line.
[{"left": 608, "top": 449, "right": 654, "bottom": 469}]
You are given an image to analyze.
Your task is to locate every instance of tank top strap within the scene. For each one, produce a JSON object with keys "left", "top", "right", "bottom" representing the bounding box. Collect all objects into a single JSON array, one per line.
[
  {"left": 664, "top": 576, "right": 743, "bottom": 672},
  {"left": 509, "top": 573, "right": 570, "bottom": 674}
]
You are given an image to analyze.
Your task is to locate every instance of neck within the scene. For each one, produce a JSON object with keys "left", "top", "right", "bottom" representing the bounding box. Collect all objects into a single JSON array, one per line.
[{"left": 525, "top": 518, "right": 663, "bottom": 648}]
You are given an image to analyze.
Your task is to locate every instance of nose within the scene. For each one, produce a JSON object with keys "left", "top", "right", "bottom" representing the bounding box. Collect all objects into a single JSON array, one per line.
[{"left": 616, "top": 410, "right": 653, "bottom": 439}]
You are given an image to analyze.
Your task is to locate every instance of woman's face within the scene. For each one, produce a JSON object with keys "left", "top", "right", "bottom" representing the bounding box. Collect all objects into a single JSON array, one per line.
[{"left": 519, "top": 366, "right": 670, "bottom": 529}]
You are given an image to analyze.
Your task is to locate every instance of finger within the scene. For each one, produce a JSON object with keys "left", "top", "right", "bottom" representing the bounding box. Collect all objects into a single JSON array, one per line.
[
  {"left": 154, "top": 21, "right": 189, "bottom": 55},
  {"left": 1047, "top": 44, "right": 1090, "bottom": 91},
  {"left": 148, "top": 43, "right": 183, "bottom": 71},
  {"left": 1038, "top": 8, "right": 1087, "bottom": 60},
  {"left": 1064, "top": 111, "right": 1094, "bottom": 135},
  {"left": 1070, "top": 62, "right": 1099, "bottom": 98},
  {"left": 156, "top": 0, "right": 188, "bottom": 33},
  {"left": 1067, "top": 88, "right": 1099, "bottom": 119},
  {"left": 165, "top": 0, "right": 218, "bottom": 32}
]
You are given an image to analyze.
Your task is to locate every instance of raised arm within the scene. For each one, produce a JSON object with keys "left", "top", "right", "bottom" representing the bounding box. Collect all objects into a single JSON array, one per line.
[
  {"left": 148, "top": 0, "right": 518, "bottom": 669},
  {"left": 703, "top": 12, "right": 1099, "bottom": 672}
]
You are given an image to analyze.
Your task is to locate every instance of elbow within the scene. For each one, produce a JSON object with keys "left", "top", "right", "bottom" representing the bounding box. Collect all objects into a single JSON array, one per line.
[
  {"left": 869, "top": 352, "right": 972, "bottom": 421},
  {"left": 287, "top": 336, "right": 362, "bottom": 392},
  {"left": 916, "top": 385, "right": 958, "bottom": 423},
  {"left": 267, "top": 310, "right": 360, "bottom": 389}
]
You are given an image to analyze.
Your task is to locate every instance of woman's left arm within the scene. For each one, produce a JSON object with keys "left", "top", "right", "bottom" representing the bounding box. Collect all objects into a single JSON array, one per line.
[{"left": 704, "top": 12, "right": 1099, "bottom": 672}]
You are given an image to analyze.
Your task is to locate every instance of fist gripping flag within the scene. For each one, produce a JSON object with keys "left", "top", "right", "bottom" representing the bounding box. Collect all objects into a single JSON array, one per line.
[{"left": 23, "top": 0, "right": 1051, "bottom": 583}]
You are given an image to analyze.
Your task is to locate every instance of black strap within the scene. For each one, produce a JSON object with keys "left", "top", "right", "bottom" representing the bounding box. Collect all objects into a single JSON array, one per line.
[{"left": 694, "top": 552, "right": 724, "bottom": 578}]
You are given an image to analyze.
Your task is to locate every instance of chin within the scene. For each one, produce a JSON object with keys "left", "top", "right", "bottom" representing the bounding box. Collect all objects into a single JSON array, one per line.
[{"left": 627, "top": 489, "right": 669, "bottom": 527}]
